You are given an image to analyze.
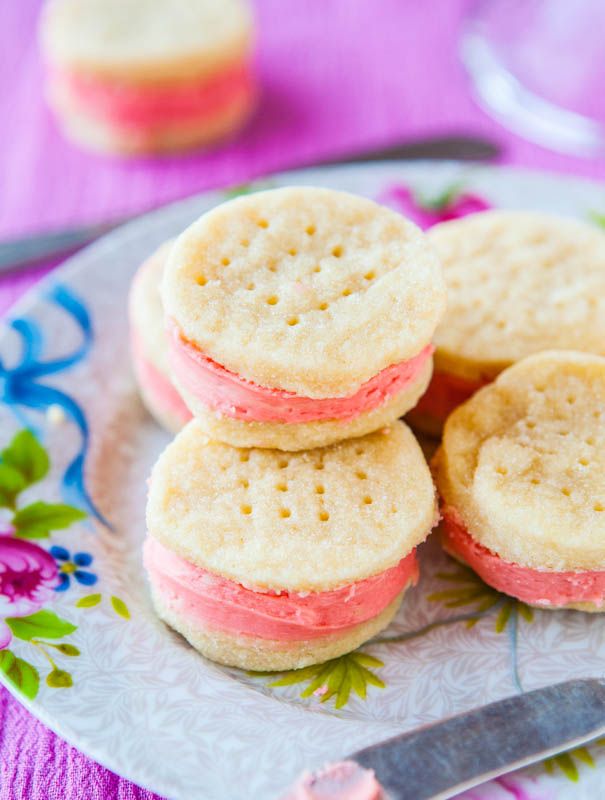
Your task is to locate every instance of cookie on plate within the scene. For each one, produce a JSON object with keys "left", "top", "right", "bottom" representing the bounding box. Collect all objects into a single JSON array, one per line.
[
  {"left": 409, "top": 211, "right": 605, "bottom": 436},
  {"left": 144, "top": 420, "right": 437, "bottom": 670},
  {"left": 39, "top": 0, "right": 256, "bottom": 155},
  {"left": 162, "top": 186, "right": 446, "bottom": 450},
  {"left": 129, "top": 240, "right": 191, "bottom": 433},
  {"left": 282, "top": 762, "right": 383, "bottom": 800},
  {"left": 434, "top": 351, "right": 605, "bottom": 611}
]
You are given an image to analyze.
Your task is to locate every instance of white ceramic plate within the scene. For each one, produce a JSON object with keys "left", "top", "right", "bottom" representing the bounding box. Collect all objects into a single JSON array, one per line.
[{"left": 2, "top": 162, "right": 605, "bottom": 800}]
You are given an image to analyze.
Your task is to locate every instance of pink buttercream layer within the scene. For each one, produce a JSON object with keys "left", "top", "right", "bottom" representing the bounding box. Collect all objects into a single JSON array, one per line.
[
  {"left": 414, "top": 370, "right": 488, "bottom": 425},
  {"left": 169, "top": 322, "right": 434, "bottom": 424},
  {"left": 131, "top": 330, "right": 192, "bottom": 426},
  {"left": 442, "top": 507, "right": 605, "bottom": 607},
  {"left": 282, "top": 761, "right": 383, "bottom": 800},
  {"left": 143, "top": 537, "right": 418, "bottom": 641},
  {"left": 50, "top": 62, "right": 254, "bottom": 128}
]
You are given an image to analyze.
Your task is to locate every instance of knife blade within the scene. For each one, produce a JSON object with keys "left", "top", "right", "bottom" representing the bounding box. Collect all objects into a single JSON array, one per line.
[
  {"left": 0, "top": 133, "right": 501, "bottom": 275},
  {"left": 351, "top": 678, "right": 605, "bottom": 800}
]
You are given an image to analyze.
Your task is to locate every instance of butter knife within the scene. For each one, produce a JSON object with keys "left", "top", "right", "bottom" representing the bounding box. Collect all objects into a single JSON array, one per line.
[
  {"left": 0, "top": 133, "right": 500, "bottom": 275},
  {"left": 349, "top": 678, "right": 605, "bottom": 799}
]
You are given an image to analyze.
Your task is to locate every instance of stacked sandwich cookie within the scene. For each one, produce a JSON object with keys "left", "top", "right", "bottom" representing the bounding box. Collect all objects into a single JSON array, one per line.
[
  {"left": 144, "top": 421, "right": 437, "bottom": 670},
  {"left": 434, "top": 351, "right": 605, "bottom": 611},
  {"left": 161, "top": 186, "right": 446, "bottom": 450},
  {"left": 282, "top": 762, "right": 384, "bottom": 800},
  {"left": 138, "top": 185, "right": 445, "bottom": 670},
  {"left": 129, "top": 240, "right": 191, "bottom": 433},
  {"left": 39, "top": 0, "right": 256, "bottom": 155},
  {"left": 409, "top": 211, "right": 605, "bottom": 436}
]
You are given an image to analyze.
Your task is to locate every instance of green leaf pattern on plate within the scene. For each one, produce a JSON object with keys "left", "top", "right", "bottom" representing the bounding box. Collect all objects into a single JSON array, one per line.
[
  {"left": 252, "top": 651, "right": 385, "bottom": 710},
  {"left": 110, "top": 596, "right": 131, "bottom": 620},
  {"left": 544, "top": 741, "right": 605, "bottom": 782},
  {"left": 6, "top": 610, "right": 77, "bottom": 641},
  {"left": 1, "top": 429, "right": 49, "bottom": 487},
  {"left": 0, "top": 429, "right": 129, "bottom": 700},
  {"left": 0, "top": 649, "right": 40, "bottom": 700},
  {"left": 428, "top": 563, "right": 534, "bottom": 633},
  {"left": 46, "top": 668, "right": 73, "bottom": 689},
  {"left": 0, "top": 464, "right": 27, "bottom": 509},
  {"left": 13, "top": 501, "right": 87, "bottom": 540},
  {"left": 75, "top": 593, "right": 102, "bottom": 608}
]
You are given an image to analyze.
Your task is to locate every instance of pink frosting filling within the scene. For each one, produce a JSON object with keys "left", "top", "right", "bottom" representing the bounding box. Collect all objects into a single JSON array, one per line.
[
  {"left": 50, "top": 62, "right": 254, "bottom": 128},
  {"left": 442, "top": 507, "right": 605, "bottom": 607},
  {"left": 143, "top": 537, "right": 418, "bottom": 641},
  {"left": 413, "top": 370, "right": 488, "bottom": 424},
  {"left": 282, "top": 761, "right": 383, "bottom": 800},
  {"left": 131, "top": 330, "right": 192, "bottom": 426},
  {"left": 169, "top": 322, "right": 433, "bottom": 424}
]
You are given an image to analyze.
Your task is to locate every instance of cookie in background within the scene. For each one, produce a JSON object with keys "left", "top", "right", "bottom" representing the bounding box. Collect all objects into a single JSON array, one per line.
[
  {"left": 129, "top": 240, "right": 191, "bottom": 432},
  {"left": 409, "top": 211, "right": 605, "bottom": 436},
  {"left": 434, "top": 350, "right": 605, "bottom": 611},
  {"left": 144, "top": 420, "right": 437, "bottom": 671},
  {"left": 39, "top": 0, "right": 257, "bottom": 156},
  {"left": 162, "top": 186, "right": 446, "bottom": 451}
]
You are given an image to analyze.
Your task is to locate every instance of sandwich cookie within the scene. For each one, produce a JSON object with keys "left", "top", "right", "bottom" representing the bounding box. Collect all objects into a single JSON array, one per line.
[
  {"left": 162, "top": 186, "right": 446, "bottom": 450},
  {"left": 39, "top": 0, "right": 256, "bottom": 155},
  {"left": 410, "top": 211, "right": 605, "bottom": 435},
  {"left": 144, "top": 420, "right": 437, "bottom": 670},
  {"left": 434, "top": 351, "right": 605, "bottom": 611},
  {"left": 129, "top": 240, "right": 192, "bottom": 433},
  {"left": 282, "top": 762, "right": 383, "bottom": 800}
]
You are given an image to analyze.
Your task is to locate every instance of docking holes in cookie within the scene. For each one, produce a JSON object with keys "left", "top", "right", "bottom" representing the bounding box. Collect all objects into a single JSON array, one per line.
[{"left": 228, "top": 447, "right": 382, "bottom": 525}]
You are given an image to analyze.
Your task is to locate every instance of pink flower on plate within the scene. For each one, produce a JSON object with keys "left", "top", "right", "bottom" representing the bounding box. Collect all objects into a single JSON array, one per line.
[
  {"left": 0, "top": 536, "right": 59, "bottom": 649},
  {"left": 458, "top": 774, "right": 550, "bottom": 800},
  {"left": 379, "top": 183, "right": 491, "bottom": 230}
]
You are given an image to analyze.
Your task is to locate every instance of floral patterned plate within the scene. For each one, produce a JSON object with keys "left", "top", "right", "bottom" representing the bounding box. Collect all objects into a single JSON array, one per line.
[{"left": 2, "top": 162, "right": 605, "bottom": 800}]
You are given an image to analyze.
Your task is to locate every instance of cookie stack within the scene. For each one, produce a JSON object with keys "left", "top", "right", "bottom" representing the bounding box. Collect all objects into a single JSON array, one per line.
[
  {"left": 418, "top": 210, "right": 605, "bottom": 611},
  {"left": 129, "top": 240, "right": 192, "bottom": 433},
  {"left": 409, "top": 211, "right": 605, "bottom": 435},
  {"left": 39, "top": 0, "right": 256, "bottom": 156},
  {"left": 133, "top": 186, "right": 446, "bottom": 670},
  {"left": 434, "top": 350, "right": 605, "bottom": 611}
]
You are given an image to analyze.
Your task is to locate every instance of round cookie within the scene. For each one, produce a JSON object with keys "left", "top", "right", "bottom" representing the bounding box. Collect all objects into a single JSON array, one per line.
[
  {"left": 129, "top": 240, "right": 192, "bottom": 433},
  {"left": 162, "top": 186, "right": 446, "bottom": 450},
  {"left": 39, "top": 0, "right": 256, "bottom": 156},
  {"left": 410, "top": 211, "right": 605, "bottom": 435},
  {"left": 434, "top": 351, "right": 605, "bottom": 611},
  {"left": 144, "top": 420, "right": 437, "bottom": 670}
]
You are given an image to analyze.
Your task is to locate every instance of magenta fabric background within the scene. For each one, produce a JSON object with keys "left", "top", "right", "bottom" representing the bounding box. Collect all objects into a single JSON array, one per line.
[{"left": 0, "top": 1, "right": 604, "bottom": 798}]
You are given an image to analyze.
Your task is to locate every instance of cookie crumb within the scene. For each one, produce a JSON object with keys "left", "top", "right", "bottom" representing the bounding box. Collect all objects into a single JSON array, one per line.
[{"left": 47, "top": 405, "right": 66, "bottom": 425}]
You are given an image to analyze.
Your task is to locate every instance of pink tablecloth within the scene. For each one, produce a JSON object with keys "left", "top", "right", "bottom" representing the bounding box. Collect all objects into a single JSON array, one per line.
[{"left": 0, "top": 1, "right": 603, "bottom": 798}]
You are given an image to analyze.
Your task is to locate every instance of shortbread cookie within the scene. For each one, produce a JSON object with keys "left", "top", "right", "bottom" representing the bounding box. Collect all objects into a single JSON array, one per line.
[
  {"left": 282, "top": 762, "right": 383, "bottom": 800},
  {"left": 410, "top": 211, "right": 605, "bottom": 435},
  {"left": 129, "top": 241, "right": 191, "bottom": 432},
  {"left": 434, "top": 351, "right": 605, "bottom": 611},
  {"left": 162, "top": 186, "right": 446, "bottom": 450},
  {"left": 144, "top": 420, "right": 437, "bottom": 670},
  {"left": 39, "top": 0, "right": 256, "bottom": 156}
]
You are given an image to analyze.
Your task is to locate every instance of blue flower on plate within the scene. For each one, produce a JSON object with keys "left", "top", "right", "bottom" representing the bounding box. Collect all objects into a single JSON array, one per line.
[{"left": 50, "top": 546, "right": 97, "bottom": 591}]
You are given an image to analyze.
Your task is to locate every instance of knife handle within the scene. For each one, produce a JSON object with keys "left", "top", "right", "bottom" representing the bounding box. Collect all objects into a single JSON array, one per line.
[
  {"left": 353, "top": 678, "right": 605, "bottom": 800},
  {"left": 315, "top": 134, "right": 501, "bottom": 166}
]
